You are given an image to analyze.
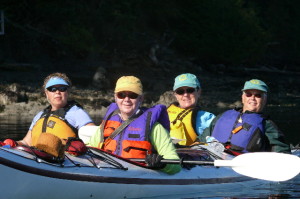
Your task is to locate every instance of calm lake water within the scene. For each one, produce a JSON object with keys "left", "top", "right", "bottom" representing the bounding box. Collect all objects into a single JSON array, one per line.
[{"left": 0, "top": 106, "right": 299, "bottom": 198}]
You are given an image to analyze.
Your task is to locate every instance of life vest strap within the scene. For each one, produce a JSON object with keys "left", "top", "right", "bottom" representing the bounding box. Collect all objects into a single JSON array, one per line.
[
  {"left": 123, "top": 146, "right": 148, "bottom": 153},
  {"left": 42, "top": 112, "right": 51, "bottom": 133},
  {"left": 103, "top": 110, "right": 143, "bottom": 146},
  {"left": 145, "top": 111, "right": 152, "bottom": 142},
  {"left": 171, "top": 108, "right": 192, "bottom": 124}
]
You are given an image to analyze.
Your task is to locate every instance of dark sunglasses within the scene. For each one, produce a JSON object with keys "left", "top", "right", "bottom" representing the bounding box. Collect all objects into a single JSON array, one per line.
[
  {"left": 244, "top": 92, "right": 263, "bottom": 98},
  {"left": 116, "top": 91, "right": 139, "bottom": 99},
  {"left": 47, "top": 86, "right": 68, "bottom": 92},
  {"left": 175, "top": 88, "right": 196, "bottom": 95}
]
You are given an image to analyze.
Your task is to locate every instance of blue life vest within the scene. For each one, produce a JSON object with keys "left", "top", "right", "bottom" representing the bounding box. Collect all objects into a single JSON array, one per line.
[
  {"left": 212, "top": 109, "right": 265, "bottom": 153},
  {"left": 101, "top": 103, "right": 170, "bottom": 158}
]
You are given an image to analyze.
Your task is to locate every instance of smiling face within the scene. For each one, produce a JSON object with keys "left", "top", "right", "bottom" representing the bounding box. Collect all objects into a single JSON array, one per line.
[
  {"left": 242, "top": 89, "right": 267, "bottom": 113},
  {"left": 115, "top": 91, "right": 144, "bottom": 120},
  {"left": 45, "top": 85, "right": 69, "bottom": 111},
  {"left": 174, "top": 86, "right": 201, "bottom": 109}
]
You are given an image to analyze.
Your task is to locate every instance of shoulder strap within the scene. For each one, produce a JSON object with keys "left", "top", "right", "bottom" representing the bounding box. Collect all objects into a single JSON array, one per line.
[
  {"left": 145, "top": 111, "right": 152, "bottom": 142},
  {"left": 100, "top": 109, "right": 119, "bottom": 138},
  {"left": 40, "top": 105, "right": 51, "bottom": 118},
  {"left": 108, "top": 117, "right": 136, "bottom": 140},
  {"left": 178, "top": 109, "right": 193, "bottom": 121},
  {"left": 171, "top": 108, "right": 192, "bottom": 124},
  {"left": 52, "top": 101, "right": 79, "bottom": 118},
  {"left": 103, "top": 109, "right": 143, "bottom": 142},
  {"left": 41, "top": 111, "right": 51, "bottom": 133},
  {"left": 40, "top": 101, "right": 79, "bottom": 134},
  {"left": 40, "top": 101, "right": 79, "bottom": 119}
]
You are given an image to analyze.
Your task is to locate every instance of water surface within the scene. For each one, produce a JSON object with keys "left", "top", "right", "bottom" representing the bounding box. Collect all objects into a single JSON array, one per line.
[{"left": 0, "top": 106, "right": 299, "bottom": 198}]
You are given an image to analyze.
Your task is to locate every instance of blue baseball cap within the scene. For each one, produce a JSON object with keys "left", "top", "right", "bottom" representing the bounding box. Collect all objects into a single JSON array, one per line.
[
  {"left": 242, "top": 79, "right": 268, "bottom": 93},
  {"left": 45, "top": 77, "right": 69, "bottom": 89},
  {"left": 173, "top": 73, "right": 201, "bottom": 91}
]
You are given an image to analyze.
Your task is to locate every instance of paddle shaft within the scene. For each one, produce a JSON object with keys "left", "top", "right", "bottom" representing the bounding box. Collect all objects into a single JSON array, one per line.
[
  {"left": 133, "top": 153, "right": 300, "bottom": 182},
  {"left": 89, "top": 145, "right": 300, "bottom": 182},
  {"left": 131, "top": 158, "right": 214, "bottom": 165}
]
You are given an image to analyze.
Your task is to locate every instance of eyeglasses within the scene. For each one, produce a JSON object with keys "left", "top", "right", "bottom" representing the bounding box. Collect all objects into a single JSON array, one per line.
[
  {"left": 175, "top": 88, "right": 196, "bottom": 95},
  {"left": 47, "top": 86, "right": 68, "bottom": 92},
  {"left": 116, "top": 91, "right": 139, "bottom": 99},
  {"left": 244, "top": 92, "right": 263, "bottom": 98}
]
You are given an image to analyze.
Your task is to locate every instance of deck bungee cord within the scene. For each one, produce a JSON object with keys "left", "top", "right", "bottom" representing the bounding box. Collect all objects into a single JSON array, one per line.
[
  {"left": 1, "top": 145, "right": 128, "bottom": 170},
  {"left": 87, "top": 147, "right": 128, "bottom": 170}
]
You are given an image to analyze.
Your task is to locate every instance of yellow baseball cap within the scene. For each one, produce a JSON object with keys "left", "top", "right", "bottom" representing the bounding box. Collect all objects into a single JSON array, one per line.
[{"left": 114, "top": 76, "right": 143, "bottom": 95}]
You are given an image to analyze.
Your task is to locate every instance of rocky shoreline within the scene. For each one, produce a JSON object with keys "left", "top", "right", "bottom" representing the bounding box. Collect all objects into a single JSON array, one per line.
[
  {"left": 1, "top": 56, "right": 300, "bottom": 119},
  {"left": 1, "top": 68, "right": 299, "bottom": 119}
]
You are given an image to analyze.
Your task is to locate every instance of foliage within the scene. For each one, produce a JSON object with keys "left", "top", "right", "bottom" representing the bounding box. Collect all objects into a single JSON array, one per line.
[
  {"left": 249, "top": 0, "right": 300, "bottom": 67},
  {"left": 1, "top": 0, "right": 300, "bottom": 67}
]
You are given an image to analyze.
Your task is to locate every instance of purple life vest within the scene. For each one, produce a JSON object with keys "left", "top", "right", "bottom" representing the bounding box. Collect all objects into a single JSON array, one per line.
[
  {"left": 102, "top": 103, "right": 170, "bottom": 156},
  {"left": 212, "top": 109, "right": 265, "bottom": 153}
]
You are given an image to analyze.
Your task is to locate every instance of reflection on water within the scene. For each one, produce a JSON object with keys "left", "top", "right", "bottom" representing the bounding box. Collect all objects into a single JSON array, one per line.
[
  {"left": 0, "top": 106, "right": 299, "bottom": 198},
  {"left": 0, "top": 116, "right": 32, "bottom": 140},
  {"left": 135, "top": 173, "right": 300, "bottom": 199}
]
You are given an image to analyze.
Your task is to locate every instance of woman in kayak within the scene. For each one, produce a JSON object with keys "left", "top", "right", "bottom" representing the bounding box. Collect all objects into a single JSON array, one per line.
[
  {"left": 11, "top": 72, "right": 95, "bottom": 147},
  {"left": 89, "top": 76, "right": 181, "bottom": 174},
  {"left": 200, "top": 79, "right": 291, "bottom": 154},
  {"left": 167, "top": 73, "right": 215, "bottom": 146}
]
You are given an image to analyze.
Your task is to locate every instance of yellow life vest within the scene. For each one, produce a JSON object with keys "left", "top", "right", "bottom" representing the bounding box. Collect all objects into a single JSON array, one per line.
[
  {"left": 31, "top": 102, "right": 79, "bottom": 147},
  {"left": 167, "top": 104, "right": 197, "bottom": 146},
  {"left": 31, "top": 115, "right": 77, "bottom": 146}
]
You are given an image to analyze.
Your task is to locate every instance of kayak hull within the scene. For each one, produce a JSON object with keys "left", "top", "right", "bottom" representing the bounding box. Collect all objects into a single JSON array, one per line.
[
  {"left": 0, "top": 166, "right": 266, "bottom": 199},
  {"left": 0, "top": 146, "right": 289, "bottom": 199}
]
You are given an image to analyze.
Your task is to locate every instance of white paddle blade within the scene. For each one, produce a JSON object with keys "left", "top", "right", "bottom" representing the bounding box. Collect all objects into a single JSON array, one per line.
[
  {"left": 215, "top": 152, "right": 300, "bottom": 182},
  {"left": 78, "top": 126, "right": 99, "bottom": 144}
]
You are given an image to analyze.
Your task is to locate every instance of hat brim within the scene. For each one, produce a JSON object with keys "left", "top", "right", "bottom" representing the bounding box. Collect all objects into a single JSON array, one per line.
[
  {"left": 115, "top": 87, "right": 142, "bottom": 95},
  {"left": 173, "top": 83, "right": 198, "bottom": 91},
  {"left": 242, "top": 87, "right": 268, "bottom": 92},
  {"left": 46, "top": 78, "right": 69, "bottom": 88}
]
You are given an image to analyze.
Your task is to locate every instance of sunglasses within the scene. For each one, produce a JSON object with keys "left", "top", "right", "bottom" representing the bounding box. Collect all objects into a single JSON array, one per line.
[
  {"left": 244, "top": 92, "right": 263, "bottom": 98},
  {"left": 47, "top": 86, "right": 68, "bottom": 92},
  {"left": 175, "top": 88, "right": 196, "bottom": 95},
  {"left": 116, "top": 91, "right": 139, "bottom": 99}
]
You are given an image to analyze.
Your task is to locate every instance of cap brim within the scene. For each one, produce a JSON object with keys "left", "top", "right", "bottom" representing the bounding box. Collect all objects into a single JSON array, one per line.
[
  {"left": 46, "top": 79, "right": 69, "bottom": 88},
  {"left": 115, "top": 87, "right": 142, "bottom": 95},
  {"left": 173, "top": 83, "right": 198, "bottom": 91}
]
